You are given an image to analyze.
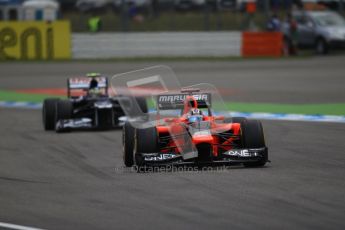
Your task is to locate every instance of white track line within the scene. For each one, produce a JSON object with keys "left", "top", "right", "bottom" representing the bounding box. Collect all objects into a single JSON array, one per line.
[{"left": 0, "top": 222, "right": 45, "bottom": 230}]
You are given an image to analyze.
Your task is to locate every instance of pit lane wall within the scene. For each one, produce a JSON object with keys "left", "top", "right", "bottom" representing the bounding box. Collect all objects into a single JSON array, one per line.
[
  {"left": 0, "top": 21, "right": 71, "bottom": 60},
  {"left": 72, "top": 32, "right": 242, "bottom": 58}
]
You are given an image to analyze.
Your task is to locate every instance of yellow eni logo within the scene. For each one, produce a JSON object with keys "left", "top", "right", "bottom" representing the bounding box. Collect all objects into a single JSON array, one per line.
[{"left": 0, "top": 21, "right": 71, "bottom": 60}]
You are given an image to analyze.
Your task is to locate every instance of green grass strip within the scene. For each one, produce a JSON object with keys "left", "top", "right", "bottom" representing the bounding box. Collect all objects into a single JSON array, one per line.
[
  {"left": 1, "top": 89, "right": 344, "bottom": 116},
  {"left": 0, "top": 90, "right": 65, "bottom": 103},
  {"left": 223, "top": 102, "right": 345, "bottom": 116}
]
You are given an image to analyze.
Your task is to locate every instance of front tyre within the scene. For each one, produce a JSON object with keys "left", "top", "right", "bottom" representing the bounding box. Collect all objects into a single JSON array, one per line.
[
  {"left": 134, "top": 127, "right": 158, "bottom": 167},
  {"left": 55, "top": 100, "right": 73, "bottom": 132},
  {"left": 123, "top": 122, "right": 135, "bottom": 167},
  {"left": 241, "top": 120, "right": 268, "bottom": 167},
  {"left": 42, "top": 98, "right": 60, "bottom": 130},
  {"left": 56, "top": 100, "right": 73, "bottom": 121}
]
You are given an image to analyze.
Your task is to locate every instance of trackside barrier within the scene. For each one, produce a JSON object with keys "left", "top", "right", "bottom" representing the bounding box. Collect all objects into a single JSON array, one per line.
[
  {"left": 0, "top": 21, "right": 71, "bottom": 60},
  {"left": 72, "top": 32, "right": 242, "bottom": 58},
  {"left": 241, "top": 32, "right": 283, "bottom": 57}
]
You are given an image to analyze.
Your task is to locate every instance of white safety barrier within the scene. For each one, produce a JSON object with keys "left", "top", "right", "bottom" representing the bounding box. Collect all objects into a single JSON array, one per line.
[{"left": 72, "top": 32, "right": 241, "bottom": 58}]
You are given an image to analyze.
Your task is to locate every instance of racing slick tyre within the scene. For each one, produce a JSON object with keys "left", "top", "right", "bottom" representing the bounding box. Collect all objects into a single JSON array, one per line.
[
  {"left": 224, "top": 117, "right": 247, "bottom": 124},
  {"left": 42, "top": 98, "right": 60, "bottom": 130},
  {"left": 134, "top": 127, "right": 158, "bottom": 167},
  {"left": 55, "top": 100, "right": 73, "bottom": 132},
  {"left": 241, "top": 120, "right": 268, "bottom": 167},
  {"left": 56, "top": 100, "right": 73, "bottom": 121},
  {"left": 123, "top": 122, "right": 135, "bottom": 167}
]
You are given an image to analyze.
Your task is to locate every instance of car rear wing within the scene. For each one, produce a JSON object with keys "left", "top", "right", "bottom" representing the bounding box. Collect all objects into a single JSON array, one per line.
[
  {"left": 67, "top": 77, "right": 108, "bottom": 97},
  {"left": 157, "top": 93, "right": 211, "bottom": 110}
]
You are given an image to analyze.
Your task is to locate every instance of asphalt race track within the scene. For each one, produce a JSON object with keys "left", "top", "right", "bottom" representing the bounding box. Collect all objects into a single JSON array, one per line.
[{"left": 1, "top": 57, "right": 345, "bottom": 230}]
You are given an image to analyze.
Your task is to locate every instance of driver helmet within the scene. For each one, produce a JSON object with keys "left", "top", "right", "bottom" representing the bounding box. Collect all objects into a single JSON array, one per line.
[
  {"left": 87, "top": 73, "right": 101, "bottom": 90},
  {"left": 89, "top": 78, "right": 98, "bottom": 90},
  {"left": 190, "top": 108, "right": 202, "bottom": 115},
  {"left": 188, "top": 109, "right": 203, "bottom": 123}
]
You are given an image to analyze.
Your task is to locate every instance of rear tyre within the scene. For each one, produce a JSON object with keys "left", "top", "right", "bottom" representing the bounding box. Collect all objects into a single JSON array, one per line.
[
  {"left": 134, "top": 127, "right": 158, "bottom": 166},
  {"left": 123, "top": 122, "right": 135, "bottom": 167},
  {"left": 42, "top": 98, "right": 60, "bottom": 130},
  {"left": 241, "top": 120, "right": 268, "bottom": 167}
]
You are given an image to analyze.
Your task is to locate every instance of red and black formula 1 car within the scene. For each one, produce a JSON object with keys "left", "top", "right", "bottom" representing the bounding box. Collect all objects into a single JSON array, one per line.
[{"left": 123, "top": 89, "right": 268, "bottom": 169}]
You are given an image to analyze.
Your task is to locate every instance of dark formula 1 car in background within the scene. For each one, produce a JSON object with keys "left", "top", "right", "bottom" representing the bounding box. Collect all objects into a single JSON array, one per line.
[
  {"left": 123, "top": 89, "right": 268, "bottom": 169},
  {"left": 42, "top": 73, "right": 147, "bottom": 132}
]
